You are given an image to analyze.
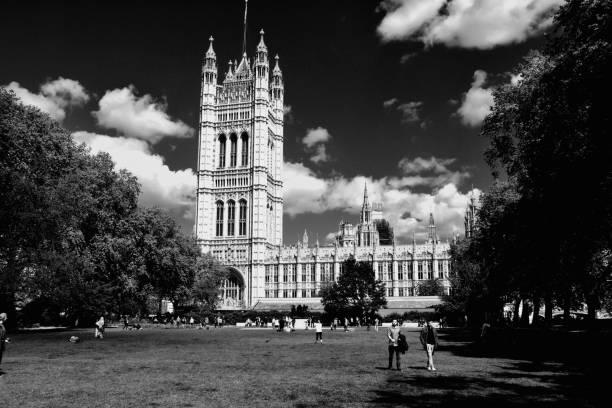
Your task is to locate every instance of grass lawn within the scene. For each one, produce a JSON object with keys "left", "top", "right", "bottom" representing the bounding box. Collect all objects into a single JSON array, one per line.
[{"left": 0, "top": 326, "right": 604, "bottom": 407}]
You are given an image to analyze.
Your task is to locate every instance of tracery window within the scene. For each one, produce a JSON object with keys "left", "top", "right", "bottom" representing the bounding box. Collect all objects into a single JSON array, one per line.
[
  {"left": 227, "top": 200, "right": 235, "bottom": 236},
  {"left": 218, "top": 135, "right": 226, "bottom": 168},
  {"left": 241, "top": 133, "right": 249, "bottom": 166},
  {"left": 215, "top": 201, "right": 224, "bottom": 237},
  {"left": 229, "top": 134, "right": 237, "bottom": 167},
  {"left": 239, "top": 200, "right": 247, "bottom": 235}
]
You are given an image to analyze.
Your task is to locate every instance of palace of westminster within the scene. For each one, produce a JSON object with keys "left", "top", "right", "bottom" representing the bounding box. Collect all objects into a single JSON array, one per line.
[{"left": 195, "top": 30, "right": 475, "bottom": 311}]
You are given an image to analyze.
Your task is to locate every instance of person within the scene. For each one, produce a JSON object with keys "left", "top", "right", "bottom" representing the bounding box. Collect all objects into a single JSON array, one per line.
[
  {"left": 314, "top": 319, "right": 323, "bottom": 344},
  {"left": 420, "top": 320, "right": 439, "bottom": 371},
  {"left": 189, "top": 316, "right": 195, "bottom": 326},
  {"left": 387, "top": 319, "right": 402, "bottom": 370},
  {"left": 374, "top": 317, "right": 379, "bottom": 332},
  {"left": 95, "top": 316, "right": 105, "bottom": 339},
  {"left": 122, "top": 315, "right": 129, "bottom": 330},
  {"left": 343, "top": 317, "right": 349, "bottom": 332},
  {"left": 0, "top": 312, "right": 9, "bottom": 373}
]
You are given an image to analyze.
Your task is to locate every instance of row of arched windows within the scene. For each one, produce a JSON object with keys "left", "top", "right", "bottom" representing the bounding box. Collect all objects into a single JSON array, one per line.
[
  {"left": 216, "top": 199, "right": 247, "bottom": 237},
  {"left": 218, "top": 133, "right": 248, "bottom": 168}
]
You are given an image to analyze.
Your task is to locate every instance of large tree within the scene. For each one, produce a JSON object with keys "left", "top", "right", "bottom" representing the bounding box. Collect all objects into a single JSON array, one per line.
[
  {"left": 481, "top": 0, "right": 611, "bottom": 321},
  {"left": 320, "top": 257, "right": 386, "bottom": 321}
]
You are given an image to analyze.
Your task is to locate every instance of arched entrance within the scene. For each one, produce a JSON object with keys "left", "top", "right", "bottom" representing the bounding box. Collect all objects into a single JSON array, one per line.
[{"left": 219, "top": 268, "right": 245, "bottom": 309}]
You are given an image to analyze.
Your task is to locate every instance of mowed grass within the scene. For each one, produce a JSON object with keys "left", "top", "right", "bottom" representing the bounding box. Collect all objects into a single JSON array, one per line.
[{"left": 0, "top": 326, "right": 602, "bottom": 408}]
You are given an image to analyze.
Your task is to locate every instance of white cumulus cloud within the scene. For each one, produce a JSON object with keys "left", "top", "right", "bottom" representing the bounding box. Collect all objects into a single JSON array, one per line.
[
  {"left": 377, "top": 0, "right": 563, "bottom": 49},
  {"left": 72, "top": 131, "right": 196, "bottom": 225},
  {"left": 3, "top": 77, "right": 89, "bottom": 121},
  {"left": 456, "top": 70, "right": 494, "bottom": 127},
  {"left": 302, "top": 127, "right": 332, "bottom": 163},
  {"left": 283, "top": 159, "right": 475, "bottom": 241},
  {"left": 93, "top": 85, "right": 194, "bottom": 143}
]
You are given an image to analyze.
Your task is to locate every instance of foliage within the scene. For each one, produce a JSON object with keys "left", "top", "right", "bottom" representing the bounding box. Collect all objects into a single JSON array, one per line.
[
  {"left": 191, "top": 253, "right": 229, "bottom": 311},
  {"left": 417, "top": 278, "right": 445, "bottom": 296},
  {"left": 320, "top": 257, "right": 386, "bottom": 320},
  {"left": 449, "top": 0, "right": 612, "bottom": 325}
]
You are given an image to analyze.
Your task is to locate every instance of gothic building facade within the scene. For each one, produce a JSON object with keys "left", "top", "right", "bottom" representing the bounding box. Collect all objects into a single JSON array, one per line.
[{"left": 195, "top": 31, "right": 451, "bottom": 311}]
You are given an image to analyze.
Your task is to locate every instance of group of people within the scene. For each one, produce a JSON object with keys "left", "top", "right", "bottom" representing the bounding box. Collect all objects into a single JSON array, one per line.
[{"left": 387, "top": 319, "right": 439, "bottom": 371}]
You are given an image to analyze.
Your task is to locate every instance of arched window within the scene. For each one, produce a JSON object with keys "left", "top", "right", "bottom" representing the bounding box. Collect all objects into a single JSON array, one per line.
[
  {"left": 229, "top": 134, "right": 237, "bottom": 167},
  {"left": 239, "top": 199, "right": 247, "bottom": 236},
  {"left": 241, "top": 133, "right": 249, "bottom": 166},
  {"left": 227, "top": 200, "right": 235, "bottom": 236},
  {"left": 218, "top": 135, "right": 226, "bottom": 168},
  {"left": 215, "top": 201, "right": 224, "bottom": 236}
]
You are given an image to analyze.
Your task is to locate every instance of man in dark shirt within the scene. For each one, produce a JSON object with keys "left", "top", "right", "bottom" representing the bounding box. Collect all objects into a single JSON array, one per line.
[
  {"left": 387, "top": 319, "right": 402, "bottom": 370},
  {"left": 420, "top": 320, "right": 439, "bottom": 371}
]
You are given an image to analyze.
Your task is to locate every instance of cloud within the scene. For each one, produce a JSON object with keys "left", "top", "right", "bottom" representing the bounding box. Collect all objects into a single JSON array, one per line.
[
  {"left": 456, "top": 70, "right": 494, "bottom": 127},
  {"left": 400, "top": 53, "right": 417, "bottom": 64},
  {"left": 283, "top": 104, "right": 294, "bottom": 124},
  {"left": 302, "top": 127, "right": 332, "bottom": 163},
  {"left": 3, "top": 77, "right": 89, "bottom": 121},
  {"left": 72, "top": 131, "right": 196, "bottom": 225},
  {"left": 93, "top": 85, "right": 193, "bottom": 143},
  {"left": 377, "top": 0, "right": 563, "bottom": 49},
  {"left": 283, "top": 160, "right": 476, "bottom": 241},
  {"left": 398, "top": 156, "right": 456, "bottom": 174},
  {"left": 383, "top": 98, "right": 398, "bottom": 108},
  {"left": 397, "top": 101, "right": 423, "bottom": 124}
]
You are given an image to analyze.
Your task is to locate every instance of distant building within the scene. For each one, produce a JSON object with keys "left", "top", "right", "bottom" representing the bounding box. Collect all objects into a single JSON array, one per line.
[
  {"left": 195, "top": 31, "right": 451, "bottom": 311},
  {"left": 464, "top": 194, "right": 478, "bottom": 238}
]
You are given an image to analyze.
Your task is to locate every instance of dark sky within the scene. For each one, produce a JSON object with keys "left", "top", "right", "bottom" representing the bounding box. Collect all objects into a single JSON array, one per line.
[{"left": 0, "top": 0, "right": 552, "bottom": 244}]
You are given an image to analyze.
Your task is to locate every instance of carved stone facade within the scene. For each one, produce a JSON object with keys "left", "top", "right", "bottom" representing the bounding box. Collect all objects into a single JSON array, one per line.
[{"left": 196, "top": 31, "right": 450, "bottom": 310}]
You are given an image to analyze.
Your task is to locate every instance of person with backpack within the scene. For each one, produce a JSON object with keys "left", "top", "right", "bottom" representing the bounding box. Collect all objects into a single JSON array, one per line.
[
  {"left": 387, "top": 319, "right": 402, "bottom": 371},
  {"left": 420, "top": 319, "right": 439, "bottom": 371}
]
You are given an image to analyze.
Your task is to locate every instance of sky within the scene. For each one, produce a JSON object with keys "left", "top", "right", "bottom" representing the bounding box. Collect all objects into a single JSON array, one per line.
[{"left": 0, "top": 0, "right": 563, "bottom": 244}]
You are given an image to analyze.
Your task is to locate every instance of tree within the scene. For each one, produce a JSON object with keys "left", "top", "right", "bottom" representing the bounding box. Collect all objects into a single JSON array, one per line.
[
  {"left": 320, "top": 257, "right": 386, "bottom": 321},
  {"left": 191, "top": 253, "right": 228, "bottom": 311},
  {"left": 481, "top": 0, "right": 612, "bottom": 322},
  {"left": 417, "top": 279, "right": 444, "bottom": 296}
]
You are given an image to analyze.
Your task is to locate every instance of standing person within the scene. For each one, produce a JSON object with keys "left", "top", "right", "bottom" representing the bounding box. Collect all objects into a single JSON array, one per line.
[
  {"left": 314, "top": 319, "right": 323, "bottom": 344},
  {"left": 122, "top": 315, "right": 129, "bottom": 330},
  {"left": 387, "top": 319, "right": 402, "bottom": 370},
  {"left": 0, "top": 312, "right": 9, "bottom": 374},
  {"left": 343, "top": 317, "right": 348, "bottom": 332},
  {"left": 420, "top": 320, "right": 439, "bottom": 371},
  {"left": 95, "top": 316, "right": 105, "bottom": 339},
  {"left": 374, "top": 317, "right": 379, "bottom": 332}
]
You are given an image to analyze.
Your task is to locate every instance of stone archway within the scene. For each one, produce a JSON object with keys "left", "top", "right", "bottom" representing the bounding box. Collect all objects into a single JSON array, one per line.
[{"left": 219, "top": 268, "right": 245, "bottom": 309}]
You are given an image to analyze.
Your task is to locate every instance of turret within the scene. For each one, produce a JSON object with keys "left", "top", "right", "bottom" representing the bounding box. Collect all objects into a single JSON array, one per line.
[
  {"left": 360, "top": 183, "right": 371, "bottom": 224},
  {"left": 427, "top": 212, "right": 438, "bottom": 244},
  {"left": 202, "top": 36, "right": 217, "bottom": 105},
  {"left": 255, "top": 29, "right": 269, "bottom": 96},
  {"left": 271, "top": 54, "right": 284, "bottom": 117}
]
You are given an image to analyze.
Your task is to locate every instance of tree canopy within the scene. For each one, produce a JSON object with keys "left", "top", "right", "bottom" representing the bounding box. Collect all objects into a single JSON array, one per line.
[{"left": 320, "top": 257, "right": 386, "bottom": 320}]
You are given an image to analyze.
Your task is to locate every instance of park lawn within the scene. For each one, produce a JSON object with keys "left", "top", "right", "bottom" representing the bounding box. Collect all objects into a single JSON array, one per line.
[{"left": 0, "top": 326, "right": 602, "bottom": 408}]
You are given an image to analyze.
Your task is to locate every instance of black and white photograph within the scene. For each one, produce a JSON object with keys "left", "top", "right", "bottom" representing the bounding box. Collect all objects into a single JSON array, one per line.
[{"left": 0, "top": 0, "right": 610, "bottom": 406}]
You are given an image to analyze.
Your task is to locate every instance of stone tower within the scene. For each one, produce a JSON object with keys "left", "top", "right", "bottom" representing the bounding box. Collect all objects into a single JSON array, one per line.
[{"left": 195, "top": 30, "right": 284, "bottom": 306}]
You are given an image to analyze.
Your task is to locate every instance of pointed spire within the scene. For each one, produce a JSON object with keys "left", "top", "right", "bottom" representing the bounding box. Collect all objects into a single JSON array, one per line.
[
  {"left": 257, "top": 29, "right": 267, "bottom": 51},
  {"left": 227, "top": 60, "right": 234, "bottom": 77},
  {"left": 206, "top": 36, "right": 216, "bottom": 57},
  {"left": 428, "top": 212, "right": 437, "bottom": 243},
  {"left": 363, "top": 182, "right": 369, "bottom": 205},
  {"left": 302, "top": 229, "right": 309, "bottom": 247},
  {"left": 273, "top": 54, "right": 282, "bottom": 74}
]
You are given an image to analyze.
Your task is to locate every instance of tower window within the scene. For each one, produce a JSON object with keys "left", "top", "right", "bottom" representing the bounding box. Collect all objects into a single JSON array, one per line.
[
  {"left": 227, "top": 200, "right": 235, "bottom": 236},
  {"left": 218, "top": 135, "right": 226, "bottom": 168},
  {"left": 239, "top": 199, "right": 247, "bottom": 236},
  {"left": 241, "top": 133, "right": 249, "bottom": 166},
  {"left": 230, "top": 134, "right": 237, "bottom": 167},
  {"left": 215, "top": 201, "right": 224, "bottom": 237}
]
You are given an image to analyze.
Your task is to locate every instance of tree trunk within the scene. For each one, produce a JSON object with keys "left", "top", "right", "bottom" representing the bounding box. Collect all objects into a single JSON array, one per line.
[
  {"left": 532, "top": 296, "right": 541, "bottom": 326},
  {"left": 513, "top": 297, "right": 521, "bottom": 326},
  {"left": 563, "top": 291, "right": 571, "bottom": 324},
  {"left": 544, "top": 295, "right": 553, "bottom": 325},
  {"left": 520, "top": 299, "right": 531, "bottom": 327},
  {"left": 586, "top": 293, "right": 598, "bottom": 324}
]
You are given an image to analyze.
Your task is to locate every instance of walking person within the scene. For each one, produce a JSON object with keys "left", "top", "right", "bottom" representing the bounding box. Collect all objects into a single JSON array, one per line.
[
  {"left": 0, "top": 312, "right": 9, "bottom": 374},
  {"left": 94, "top": 315, "right": 105, "bottom": 339},
  {"left": 387, "top": 319, "right": 402, "bottom": 370},
  {"left": 420, "top": 319, "right": 439, "bottom": 371},
  {"left": 314, "top": 319, "right": 323, "bottom": 343}
]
